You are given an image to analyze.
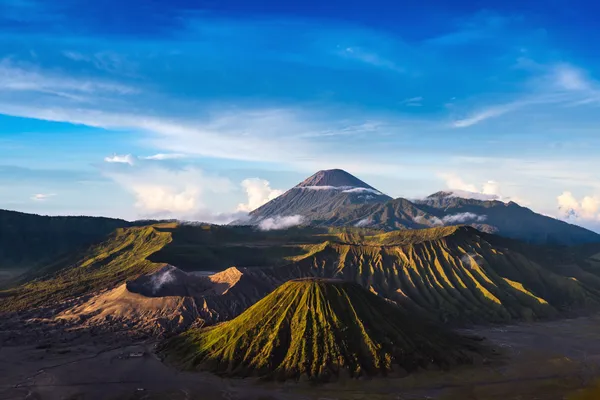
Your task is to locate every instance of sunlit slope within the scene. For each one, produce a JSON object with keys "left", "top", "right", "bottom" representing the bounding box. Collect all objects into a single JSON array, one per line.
[
  {"left": 253, "top": 226, "right": 600, "bottom": 324},
  {"left": 3, "top": 223, "right": 600, "bottom": 327},
  {"left": 161, "top": 278, "right": 480, "bottom": 381},
  {"left": 0, "top": 225, "right": 172, "bottom": 312}
]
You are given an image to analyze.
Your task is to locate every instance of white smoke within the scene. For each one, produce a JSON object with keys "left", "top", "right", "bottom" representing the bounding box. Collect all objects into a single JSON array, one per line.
[
  {"left": 355, "top": 218, "right": 371, "bottom": 227},
  {"left": 460, "top": 253, "right": 480, "bottom": 269},
  {"left": 149, "top": 266, "right": 176, "bottom": 294},
  {"left": 442, "top": 212, "right": 487, "bottom": 224},
  {"left": 258, "top": 215, "right": 304, "bottom": 231}
]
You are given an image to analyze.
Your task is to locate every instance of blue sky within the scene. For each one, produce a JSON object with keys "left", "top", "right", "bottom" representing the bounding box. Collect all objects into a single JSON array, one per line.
[{"left": 1, "top": 0, "right": 600, "bottom": 231}]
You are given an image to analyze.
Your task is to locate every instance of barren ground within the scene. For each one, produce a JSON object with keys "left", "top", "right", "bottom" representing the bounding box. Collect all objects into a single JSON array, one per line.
[{"left": 3, "top": 315, "right": 600, "bottom": 400}]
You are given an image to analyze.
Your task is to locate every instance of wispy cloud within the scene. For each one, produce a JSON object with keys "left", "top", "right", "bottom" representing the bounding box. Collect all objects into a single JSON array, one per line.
[
  {"left": 401, "top": 96, "right": 423, "bottom": 107},
  {"left": 339, "top": 46, "right": 404, "bottom": 73},
  {"left": 31, "top": 193, "right": 56, "bottom": 201},
  {"left": 0, "top": 59, "right": 136, "bottom": 96},
  {"left": 140, "top": 153, "right": 186, "bottom": 160},
  {"left": 62, "top": 51, "right": 136, "bottom": 75},
  {"left": 104, "top": 154, "right": 135, "bottom": 165},
  {"left": 453, "top": 63, "right": 600, "bottom": 128},
  {"left": 452, "top": 103, "right": 517, "bottom": 127}
]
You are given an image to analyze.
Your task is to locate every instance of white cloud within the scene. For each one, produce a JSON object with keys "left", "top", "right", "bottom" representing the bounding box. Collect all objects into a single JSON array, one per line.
[
  {"left": 237, "top": 178, "right": 283, "bottom": 212},
  {"left": 442, "top": 212, "right": 487, "bottom": 224},
  {"left": 439, "top": 173, "right": 528, "bottom": 204},
  {"left": 258, "top": 215, "right": 304, "bottom": 231},
  {"left": 132, "top": 185, "right": 198, "bottom": 213},
  {"left": 440, "top": 174, "right": 479, "bottom": 193},
  {"left": 414, "top": 215, "right": 443, "bottom": 226},
  {"left": 31, "top": 193, "right": 55, "bottom": 201},
  {"left": 558, "top": 191, "right": 600, "bottom": 221},
  {"left": 104, "top": 154, "right": 135, "bottom": 165},
  {"left": 341, "top": 187, "right": 383, "bottom": 195},
  {"left": 453, "top": 104, "right": 516, "bottom": 128},
  {"left": 414, "top": 213, "right": 485, "bottom": 226},
  {"left": 103, "top": 164, "right": 234, "bottom": 219},
  {"left": 140, "top": 153, "right": 186, "bottom": 161}
]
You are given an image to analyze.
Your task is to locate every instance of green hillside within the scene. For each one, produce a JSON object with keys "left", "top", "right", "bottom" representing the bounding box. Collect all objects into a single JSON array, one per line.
[
  {"left": 161, "top": 278, "right": 481, "bottom": 381},
  {"left": 0, "top": 224, "right": 172, "bottom": 312},
  {"left": 3, "top": 223, "right": 600, "bottom": 327},
  {"left": 255, "top": 226, "right": 600, "bottom": 324}
]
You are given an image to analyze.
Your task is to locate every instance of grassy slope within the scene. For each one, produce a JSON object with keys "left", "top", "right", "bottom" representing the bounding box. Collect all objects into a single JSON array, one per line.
[
  {"left": 3, "top": 223, "right": 600, "bottom": 327},
  {"left": 161, "top": 279, "right": 479, "bottom": 381},
  {"left": 255, "top": 226, "right": 600, "bottom": 324},
  {"left": 0, "top": 224, "right": 172, "bottom": 312}
]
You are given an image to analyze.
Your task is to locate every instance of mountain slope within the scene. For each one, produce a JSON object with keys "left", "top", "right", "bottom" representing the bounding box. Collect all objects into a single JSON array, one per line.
[
  {"left": 0, "top": 224, "right": 173, "bottom": 312},
  {"left": 313, "top": 193, "right": 600, "bottom": 245},
  {"left": 5, "top": 223, "right": 600, "bottom": 328},
  {"left": 244, "top": 169, "right": 391, "bottom": 224},
  {"left": 413, "top": 192, "right": 600, "bottom": 245},
  {"left": 161, "top": 278, "right": 481, "bottom": 381},
  {"left": 0, "top": 209, "right": 132, "bottom": 271},
  {"left": 234, "top": 226, "right": 600, "bottom": 324}
]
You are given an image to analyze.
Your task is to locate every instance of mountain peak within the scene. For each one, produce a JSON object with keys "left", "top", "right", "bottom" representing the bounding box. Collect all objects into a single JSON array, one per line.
[
  {"left": 426, "top": 191, "right": 454, "bottom": 199},
  {"left": 295, "top": 169, "right": 375, "bottom": 189}
]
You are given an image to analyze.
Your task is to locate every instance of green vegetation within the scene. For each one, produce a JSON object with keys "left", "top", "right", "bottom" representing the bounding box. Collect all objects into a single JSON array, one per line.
[
  {"left": 0, "top": 225, "right": 172, "bottom": 312},
  {"left": 161, "top": 278, "right": 480, "bottom": 381},
  {"left": 3, "top": 222, "right": 600, "bottom": 328},
  {"left": 262, "top": 226, "right": 600, "bottom": 324}
]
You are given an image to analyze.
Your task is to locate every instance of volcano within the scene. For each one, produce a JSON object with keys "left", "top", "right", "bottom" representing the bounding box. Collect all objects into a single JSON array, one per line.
[
  {"left": 160, "top": 278, "right": 482, "bottom": 381},
  {"left": 243, "top": 169, "right": 391, "bottom": 224}
]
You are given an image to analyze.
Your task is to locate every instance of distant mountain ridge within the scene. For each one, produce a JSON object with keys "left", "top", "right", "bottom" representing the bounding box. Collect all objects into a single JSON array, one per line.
[
  {"left": 243, "top": 169, "right": 600, "bottom": 246},
  {"left": 0, "top": 209, "right": 132, "bottom": 272}
]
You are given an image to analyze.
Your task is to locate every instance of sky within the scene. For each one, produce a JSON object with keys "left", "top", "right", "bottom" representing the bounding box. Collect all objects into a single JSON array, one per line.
[{"left": 1, "top": 0, "right": 600, "bottom": 231}]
